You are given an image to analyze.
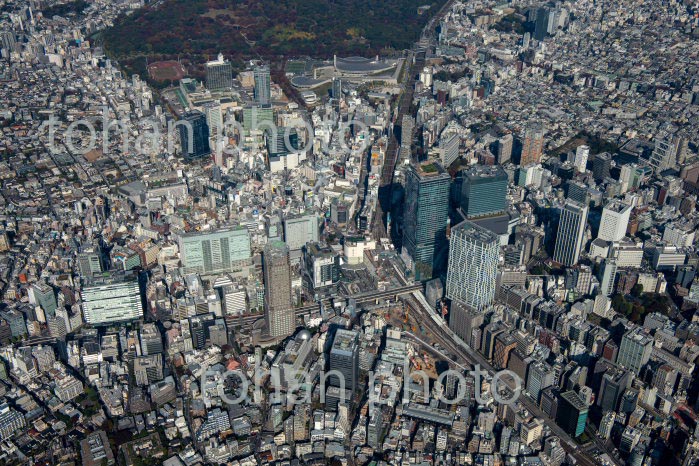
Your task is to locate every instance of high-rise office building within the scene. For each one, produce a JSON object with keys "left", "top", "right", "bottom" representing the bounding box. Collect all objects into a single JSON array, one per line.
[
  {"left": 599, "top": 411, "right": 615, "bottom": 440},
  {"left": 243, "top": 104, "right": 274, "bottom": 136},
  {"left": 553, "top": 201, "right": 588, "bottom": 266},
  {"left": 520, "top": 124, "right": 544, "bottom": 165},
  {"left": 449, "top": 300, "right": 485, "bottom": 348},
  {"left": 367, "top": 412, "right": 383, "bottom": 450},
  {"left": 619, "top": 164, "right": 635, "bottom": 193},
  {"left": 29, "top": 282, "right": 57, "bottom": 320},
  {"left": 263, "top": 241, "right": 295, "bottom": 339},
  {"left": 492, "top": 332, "right": 517, "bottom": 369},
  {"left": 202, "top": 101, "right": 223, "bottom": 137},
  {"left": 267, "top": 126, "right": 301, "bottom": 171},
  {"left": 616, "top": 328, "right": 653, "bottom": 375},
  {"left": 440, "top": 132, "right": 460, "bottom": 167},
  {"left": 482, "top": 323, "right": 506, "bottom": 361},
  {"left": 189, "top": 314, "right": 215, "bottom": 350},
  {"left": 332, "top": 77, "right": 343, "bottom": 99},
  {"left": 547, "top": 8, "right": 568, "bottom": 35},
  {"left": 209, "top": 318, "right": 228, "bottom": 347},
  {"left": 649, "top": 130, "right": 681, "bottom": 173},
  {"left": 1, "top": 310, "right": 26, "bottom": 338},
  {"left": 592, "top": 152, "right": 612, "bottom": 181},
  {"left": 178, "top": 110, "right": 211, "bottom": 160},
  {"left": 533, "top": 7, "right": 550, "bottom": 41},
  {"left": 598, "top": 201, "right": 632, "bottom": 242},
  {"left": 539, "top": 387, "right": 559, "bottom": 419},
  {"left": 460, "top": 165, "right": 508, "bottom": 219},
  {"left": 254, "top": 65, "right": 271, "bottom": 105},
  {"left": 446, "top": 220, "right": 499, "bottom": 310},
  {"left": 303, "top": 242, "right": 340, "bottom": 290},
  {"left": 81, "top": 272, "right": 143, "bottom": 325},
  {"left": 620, "top": 427, "right": 642, "bottom": 455},
  {"left": 556, "top": 391, "right": 588, "bottom": 438},
  {"left": 328, "top": 329, "right": 359, "bottom": 392},
  {"left": 205, "top": 53, "right": 233, "bottom": 91},
  {"left": 283, "top": 214, "right": 319, "bottom": 251},
  {"left": 178, "top": 226, "right": 252, "bottom": 276},
  {"left": 332, "top": 77, "right": 343, "bottom": 111},
  {"left": 497, "top": 133, "right": 513, "bottom": 164},
  {"left": 527, "top": 361, "right": 555, "bottom": 403},
  {"left": 598, "top": 365, "right": 631, "bottom": 411},
  {"left": 402, "top": 162, "right": 450, "bottom": 281},
  {"left": 0, "top": 31, "right": 18, "bottom": 57},
  {"left": 574, "top": 145, "right": 589, "bottom": 173},
  {"left": 544, "top": 437, "right": 566, "bottom": 466},
  {"left": 599, "top": 259, "right": 618, "bottom": 297},
  {"left": 133, "top": 354, "right": 164, "bottom": 386},
  {"left": 140, "top": 323, "right": 163, "bottom": 355},
  {"left": 566, "top": 180, "right": 589, "bottom": 205}
]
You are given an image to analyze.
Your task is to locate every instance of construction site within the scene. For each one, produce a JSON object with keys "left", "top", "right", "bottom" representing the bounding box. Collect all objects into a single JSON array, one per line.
[{"left": 370, "top": 301, "right": 441, "bottom": 380}]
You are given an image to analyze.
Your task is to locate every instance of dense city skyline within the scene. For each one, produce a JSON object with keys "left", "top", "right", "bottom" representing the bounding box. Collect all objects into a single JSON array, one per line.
[{"left": 1, "top": 0, "right": 699, "bottom": 465}]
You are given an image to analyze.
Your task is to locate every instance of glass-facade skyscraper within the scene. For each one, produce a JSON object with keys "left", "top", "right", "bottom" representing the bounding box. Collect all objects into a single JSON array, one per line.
[
  {"left": 328, "top": 329, "right": 359, "bottom": 392},
  {"left": 556, "top": 391, "right": 588, "bottom": 438},
  {"left": 616, "top": 328, "right": 653, "bottom": 375},
  {"left": 243, "top": 105, "right": 274, "bottom": 136},
  {"left": 29, "top": 282, "right": 57, "bottom": 319},
  {"left": 534, "top": 7, "right": 550, "bottom": 41},
  {"left": 178, "top": 110, "right": 211, "bottom": 160},
  {"left": 401, "top": 162, "right": 450, "bottom": 281},
  {"left": 178, "top": 227, "right": 252, "bottom": 276},
  {"left": 460, "top": 165, "right": 508, "bottom": 219},
  {"left": 254, "top": 65, "right": 271, "bottom": 106},
  {"left": 553, "top": 201, "right": 588, "bottom": 266},
  {"left": 446, "top": 219, "right": 499, "bottom": 310}
]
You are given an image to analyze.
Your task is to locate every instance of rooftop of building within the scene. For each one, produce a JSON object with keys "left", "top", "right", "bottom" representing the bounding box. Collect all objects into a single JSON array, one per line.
[
  {"left": 452, "top": 219, "right": 499, "bottom": 243},
  {"left": 416, "top": 161, "right": 447, "bottom": 177},
  {"left": 464, "top": 164, "right": 508, "bottom": 181},
  {"left": 83, "top": 270, "right": 138, "bottom": 287},
  {"left": 331, "top": 329, "right": 359, "bottom": 354},
  {"left": 306, "top": 242, "right": 336, "bottom": 259},
  {"left": 560, "top": 390, "right": 588, "bottom": 411},
  {"left": 604, "top": 200, "right": 632, "bottom": 214},
  {"left": 333, "top": 56, "right": 396, "bottom": 74}
]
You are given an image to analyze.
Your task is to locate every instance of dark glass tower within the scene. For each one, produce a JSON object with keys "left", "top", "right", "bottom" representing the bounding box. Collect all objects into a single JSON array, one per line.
[
  {"left": 556, "top": 391, "right": 589, "bottom": 438},
  {"left": 402, "top": 162, "right": 450, "bottom": 281},
  {"left": 179, "top": 110, "right": 211, "bottom": 160},
  {"left": 534, "top": 7, "right": 550, "bottom": 41},
  {"left": 328, "top": 329, "right": 359, "bottom": 392}
]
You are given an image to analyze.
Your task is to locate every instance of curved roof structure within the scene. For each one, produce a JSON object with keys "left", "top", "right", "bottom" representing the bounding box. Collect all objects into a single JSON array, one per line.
[
  {"left": 334, "top": 56, "right": 395, "bottom": 75},
  {"left": 290, "top": 76, "right": 331, "bottom": 89}
]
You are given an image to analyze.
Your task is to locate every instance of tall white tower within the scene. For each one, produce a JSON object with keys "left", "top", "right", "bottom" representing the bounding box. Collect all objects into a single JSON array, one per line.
[
  {"left": 598, "top": 201, "right": 631, "bottom": 242},
  {"left": 446, "top": 220, "right": 499, "bottom": 311},
  {"left": 574, "top": 145, "right": 589, "bottom": 173}
]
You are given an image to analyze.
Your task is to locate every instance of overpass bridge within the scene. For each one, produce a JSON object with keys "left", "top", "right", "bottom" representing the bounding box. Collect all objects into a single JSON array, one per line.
[{"left": 225, "top": 283, "right": 423, "bottom": 328}]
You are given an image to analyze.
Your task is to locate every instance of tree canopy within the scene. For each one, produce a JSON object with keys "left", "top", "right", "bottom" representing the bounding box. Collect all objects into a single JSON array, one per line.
[{"left": 102, "top": 0, "right": 447, "bottom": 65}]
